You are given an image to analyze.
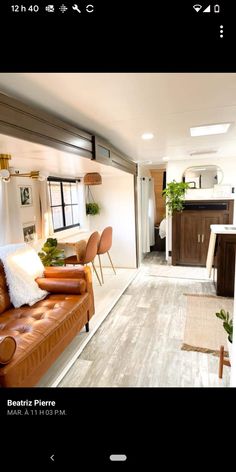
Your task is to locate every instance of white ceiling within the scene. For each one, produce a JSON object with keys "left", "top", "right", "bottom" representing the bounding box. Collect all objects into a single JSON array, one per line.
[
  {"left": 0, "top": 133, "right": 124, "bottom": 178},
  {"left": 1, "top": 73, "right": 236, "bottom": 165}
]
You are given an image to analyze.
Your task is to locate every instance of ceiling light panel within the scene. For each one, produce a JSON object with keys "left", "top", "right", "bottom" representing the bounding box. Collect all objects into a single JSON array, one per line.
[
  {"left": 141, "top": 133, "right": 154, "bottom": 140},
  {"left": 190, "top": 123, "right": 231, "bottom": 137}
]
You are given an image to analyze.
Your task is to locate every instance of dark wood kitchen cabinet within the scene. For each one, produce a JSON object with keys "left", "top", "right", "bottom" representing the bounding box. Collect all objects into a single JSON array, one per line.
[
  {"left": 215, "top": 234, "right": 236, "bottom": 297},
  {"left": 179, "top": 212, "right": 202, "bottom": 265},
  {"left": 172, "top": 200, "right": 234, "bottom": 266}
]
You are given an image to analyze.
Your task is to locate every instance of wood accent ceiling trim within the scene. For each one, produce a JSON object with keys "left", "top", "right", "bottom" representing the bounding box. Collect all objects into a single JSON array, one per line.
[
  {"left": 0, "top": 93, "right": 136, "bottom": 174},
  {"left": 0, "top": 92, "right": 93, "bottom": 158}
]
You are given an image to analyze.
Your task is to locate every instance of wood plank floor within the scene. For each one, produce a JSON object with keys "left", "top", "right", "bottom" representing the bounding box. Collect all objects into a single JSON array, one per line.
[
  {"left": 59, "top": 252, "right": 231, "bottom": 387},
  {"left": 38, "top": 267, "right": 137, "bottom": 386}
]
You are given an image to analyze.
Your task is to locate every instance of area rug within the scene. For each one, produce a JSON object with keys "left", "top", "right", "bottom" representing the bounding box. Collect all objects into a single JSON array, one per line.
[
  {"left": 144, "top": 264, "right": 210, "bottom": 280},
  {"left": 182, "top": 294, "right": 234, "bottom": 355}
]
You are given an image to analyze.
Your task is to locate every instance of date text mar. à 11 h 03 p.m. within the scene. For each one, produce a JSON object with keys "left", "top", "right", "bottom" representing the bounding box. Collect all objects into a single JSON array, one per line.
[{"left": 7, "top": 409, "right": 67, "bottom": 415}]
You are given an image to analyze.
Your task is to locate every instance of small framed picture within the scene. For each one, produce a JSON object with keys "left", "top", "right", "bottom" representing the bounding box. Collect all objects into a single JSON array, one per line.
[
  {"left": 20, "top": 186, "right": 33, "bottom": 206},
  {"left": 23, "top": 223, "right": 36, "bottom": 243}
]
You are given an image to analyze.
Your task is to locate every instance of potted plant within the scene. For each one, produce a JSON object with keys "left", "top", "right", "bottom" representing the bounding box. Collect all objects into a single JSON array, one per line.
[
  {"left": 38, "top": 238, "right": 65, "bottom": 266},
  {"left": 162, "top": 180, "right": 190, "bottom": 215},
  {"left": 86, "top": 202, "right": 100, "bottom": 215},
  {"left": 215, "top": 309, "right": 233, "bottom": 360}
]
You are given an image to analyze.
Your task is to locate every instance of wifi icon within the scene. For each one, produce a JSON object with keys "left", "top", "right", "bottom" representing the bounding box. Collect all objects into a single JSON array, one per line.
[{"left": 193, "top": 4, "right": 202, "bottom": 12}]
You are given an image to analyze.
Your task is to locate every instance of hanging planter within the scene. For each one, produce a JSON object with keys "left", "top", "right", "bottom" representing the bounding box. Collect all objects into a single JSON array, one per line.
[
  {"left": 85, "top": 185, "right": 100, "bottom": 215},
  {"left": 86, "top": 202, "right": 100, "bottom": 215}
]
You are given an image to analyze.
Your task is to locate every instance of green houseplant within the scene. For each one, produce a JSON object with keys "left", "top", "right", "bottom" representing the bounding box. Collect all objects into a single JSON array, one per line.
[
  {"left": 215, "top": 309, "right": 233, "bottom": 344},
  {"left": 162, "top": 180, "right": 190, "bottom": 215},
  {"left": 38, "top": 238, "right": 65, "bottom": 266},
  {"left": 86, "top": 202, "right": 100, "bottom": 215}
]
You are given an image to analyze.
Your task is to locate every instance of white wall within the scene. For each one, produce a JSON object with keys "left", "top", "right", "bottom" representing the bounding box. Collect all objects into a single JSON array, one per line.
[
  {"left": 87, "top": 173, "right": 137, "bottom": 268},
  {"left": 0, "top": 166, "right": 137, "bottom": 269},
  {"left": 1, "top": 175, "right": 41, "bottom": 245},
  {"left": 166, "top": 157, "right": 236, "bottom": 257}
]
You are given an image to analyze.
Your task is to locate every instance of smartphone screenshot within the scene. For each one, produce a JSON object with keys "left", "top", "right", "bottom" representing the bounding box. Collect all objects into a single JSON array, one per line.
[{"left": 0, "top": 1, "right": 235, "bottom": 467}]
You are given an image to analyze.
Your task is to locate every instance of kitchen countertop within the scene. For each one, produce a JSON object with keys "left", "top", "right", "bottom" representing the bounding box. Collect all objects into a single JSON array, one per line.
[
  {"left": 185, "top": 196, "right": 235, "bottom": 201},
  {"left": 57, "top": 231, "right": 91, "bottom": 244},
  {"left": 206, "top": 225, "right": 236, "bottom": 275},
  {"left": 210, "top": 224, "right": 236, "bottom": 235}
]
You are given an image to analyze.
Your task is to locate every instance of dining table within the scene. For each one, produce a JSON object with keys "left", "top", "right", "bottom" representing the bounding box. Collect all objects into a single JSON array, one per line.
[{"left": 57, "top": 230, "right": 92, "bottom": 257}]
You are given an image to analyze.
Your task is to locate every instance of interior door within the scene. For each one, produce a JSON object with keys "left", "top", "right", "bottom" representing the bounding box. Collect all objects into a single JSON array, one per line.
[
  {"left": 179, "top": 212, "right": 201, "bottom": 265},
  {"left": 200, "top": 213, "right": 224, "bottom": 265}
]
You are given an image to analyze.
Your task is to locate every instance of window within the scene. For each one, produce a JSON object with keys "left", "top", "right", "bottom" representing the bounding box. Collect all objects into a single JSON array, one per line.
[{"left": 48, "top": 178, "right": 80, "bottom": 232}]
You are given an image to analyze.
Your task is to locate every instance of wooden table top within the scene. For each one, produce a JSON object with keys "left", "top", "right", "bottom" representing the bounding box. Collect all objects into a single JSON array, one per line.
[{"left": 57, "top": 231, "right": 91, "bottom": 247}]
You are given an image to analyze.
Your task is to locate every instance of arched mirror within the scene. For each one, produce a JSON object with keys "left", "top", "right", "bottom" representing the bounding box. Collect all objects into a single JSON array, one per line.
[{"left": 183, "top": 165, "right": 223, "bottom": 189}]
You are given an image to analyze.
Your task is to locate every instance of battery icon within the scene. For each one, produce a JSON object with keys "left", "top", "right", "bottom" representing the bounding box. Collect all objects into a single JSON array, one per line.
[{"left": 214, "top": 4, "right": 220, "bottom": 13}]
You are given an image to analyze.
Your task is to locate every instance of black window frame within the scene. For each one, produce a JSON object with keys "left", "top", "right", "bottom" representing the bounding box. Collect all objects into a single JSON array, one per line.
[{"left": 48, "top": 176, "right": 80, "bottom": 232}]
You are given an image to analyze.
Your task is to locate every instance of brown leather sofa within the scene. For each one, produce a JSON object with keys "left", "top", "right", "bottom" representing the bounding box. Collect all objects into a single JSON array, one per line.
[{"left": 0, "top": 264, "right": 95, "bottom": 387}]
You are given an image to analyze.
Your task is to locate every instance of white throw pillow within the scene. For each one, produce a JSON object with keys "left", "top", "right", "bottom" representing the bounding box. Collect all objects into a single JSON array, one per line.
[{"left": 0, "top": 243, "right": 48, "bottom": 308}]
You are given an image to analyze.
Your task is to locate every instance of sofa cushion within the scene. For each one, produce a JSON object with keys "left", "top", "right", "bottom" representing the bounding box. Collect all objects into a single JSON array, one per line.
[
  {"left": 0, "top": 292, "right": 91, "bottom": 387},
  {"left": 36, "top": 277, "right": 87, "bottom": 294},
  {"left": 0, "top": 336, "right": 16, "bottom": 364},
  {"left": 0, "top": 262, "right": 11, "bottom": 314},
  {"left": 44, "top": 266, "right": 86, "bottom": 279}
]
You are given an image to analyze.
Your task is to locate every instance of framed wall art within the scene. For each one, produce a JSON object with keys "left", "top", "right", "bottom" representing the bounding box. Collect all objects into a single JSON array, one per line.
[
  {"left": 23, "top": 223, "right": 36, "bottom": 242},
  {"left": 20, "top": 186, "right": 33, "bottom": 206}
]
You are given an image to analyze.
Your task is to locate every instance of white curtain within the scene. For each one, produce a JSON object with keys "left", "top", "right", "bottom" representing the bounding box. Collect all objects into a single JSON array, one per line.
[
  {"left": 0, "top": 180, "right": 11, "bottom": 246},
  {"left": 38, "top": 180, "right": 54, "bottom": 239},
  {"left": 149, "top": 178, "right": 155, "bottom": 247},
  {"left": 76, "top": 178, "right": 88, "bottom": 230},
  {"left": 141, "top": 177, "right": 155, "bottom": 253}
]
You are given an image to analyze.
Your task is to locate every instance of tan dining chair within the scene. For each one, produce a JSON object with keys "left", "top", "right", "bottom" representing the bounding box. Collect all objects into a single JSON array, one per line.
[
  {"left": 64, "top": 231, "right": 102, "bottom": 286},
  {"left": 97, "top": 226, "right": 116, "bottom": 284}
]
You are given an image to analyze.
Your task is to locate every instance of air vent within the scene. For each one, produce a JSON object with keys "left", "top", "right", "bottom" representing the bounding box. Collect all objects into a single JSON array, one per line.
[{"left": 189, "top": 150, "right": 218, "bottom": 156}]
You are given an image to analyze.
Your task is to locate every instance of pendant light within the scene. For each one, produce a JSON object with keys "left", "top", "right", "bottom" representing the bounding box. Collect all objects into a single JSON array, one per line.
[{"left": 84, "top": 172, "right": 102, "bottom": 185}]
